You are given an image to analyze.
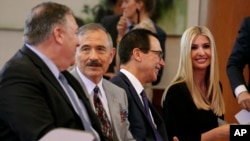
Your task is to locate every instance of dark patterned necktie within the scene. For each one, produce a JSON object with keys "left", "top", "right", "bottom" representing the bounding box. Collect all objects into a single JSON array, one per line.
[
  {"left": 93, "top": 86, "right": 113, "bottom": 141},
  {"left": 59, "top": 73, "right": 100, "bottom": 140},
  {"left": 141, "top": 90, "right": 163, "bottom": 141}
]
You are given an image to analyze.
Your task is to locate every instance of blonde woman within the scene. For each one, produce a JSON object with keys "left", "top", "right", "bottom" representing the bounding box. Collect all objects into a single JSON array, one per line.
[{"left": 161, "top": 26, "right": 230, "bottom": 141}]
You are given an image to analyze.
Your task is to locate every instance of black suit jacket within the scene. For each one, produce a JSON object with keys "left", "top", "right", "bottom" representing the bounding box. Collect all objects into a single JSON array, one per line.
[
  {"left": 0, "top": 45, "right": 105, "bottom": 141},
  {"left": 100, "top": 15, "right": 167, "bottom": 85},
  {"left": 227, "top": 17, "right": 250, "bottom": 96},
  {"left": 110, "top": 72, "right": 168, "bottom": 141}
]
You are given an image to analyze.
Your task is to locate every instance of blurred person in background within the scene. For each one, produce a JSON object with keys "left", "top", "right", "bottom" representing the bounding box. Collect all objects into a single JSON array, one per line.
[
  {"left": 227, "top": 17, "right": 250, "bottom": 112},
  {"left": 101, "top": 0, "right": 167, "bottom": 102}
]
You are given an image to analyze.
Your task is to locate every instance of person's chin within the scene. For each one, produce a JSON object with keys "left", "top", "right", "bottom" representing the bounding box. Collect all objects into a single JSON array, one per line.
[
  {"left": 153, "top": 75, "right": 158, "bottom": 81},
  {"left": 70, "top": 62, "right": 75, "bottom": 67}
]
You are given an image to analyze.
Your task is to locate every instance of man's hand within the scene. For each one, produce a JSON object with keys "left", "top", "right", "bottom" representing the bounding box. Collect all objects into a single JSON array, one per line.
[
  {"left": 116, "top": 16, "right": 128, "bottom": 42},
  {"left": 238, "top": 91, "right": 250, "bottom": 111}
]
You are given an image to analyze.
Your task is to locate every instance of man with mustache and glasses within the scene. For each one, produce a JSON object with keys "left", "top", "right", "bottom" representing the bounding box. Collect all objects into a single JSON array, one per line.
[{"left": 70, "top": 23, "right": 135, "bottom": 141}]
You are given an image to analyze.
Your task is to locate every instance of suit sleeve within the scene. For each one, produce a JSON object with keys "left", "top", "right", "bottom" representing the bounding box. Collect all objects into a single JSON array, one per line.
[
  {"left": 227, "top": 17, "right": 250, "bottom": 96},
  {"left": 0, "top": 62, "right": 55, "bottom": 141}
]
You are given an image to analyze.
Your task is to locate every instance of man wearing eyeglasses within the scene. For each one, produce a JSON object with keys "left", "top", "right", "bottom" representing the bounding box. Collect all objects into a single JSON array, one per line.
[{"left": 110, "top": 29, "right": 168, "bottom": 141}]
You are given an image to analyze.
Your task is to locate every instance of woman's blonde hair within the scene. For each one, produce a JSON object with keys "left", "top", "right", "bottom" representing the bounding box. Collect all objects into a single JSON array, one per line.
[{"left": 161, "top": 26, "right": 225, "bottom": 116}]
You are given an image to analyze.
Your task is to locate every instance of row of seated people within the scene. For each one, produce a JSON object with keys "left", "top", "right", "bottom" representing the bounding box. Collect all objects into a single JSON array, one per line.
[{"left": 1, "top": 1, "right": 250, "bottom": 141}]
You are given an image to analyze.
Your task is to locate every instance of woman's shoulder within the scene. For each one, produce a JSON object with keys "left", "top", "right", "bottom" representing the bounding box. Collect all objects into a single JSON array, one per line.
[
  {"left": 135, "top": 18, "right": 156, "bottom": 33},
  {"left": 165, "top": 82, "right": 192, "bottom": 99},
  {"left": 163, "top": 82, "right": 190, "bottom": 105},
  {"left": 168, "top": 82, "right": 187, "bottom": 91}
]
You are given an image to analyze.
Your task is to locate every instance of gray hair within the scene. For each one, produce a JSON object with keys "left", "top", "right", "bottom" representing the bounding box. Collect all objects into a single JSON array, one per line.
[
  {"left": 23, "top": 2, "right": 73, "bottom": 45},
  {"left": 78, "top": 23, "right": 113, "bottom": 47}
]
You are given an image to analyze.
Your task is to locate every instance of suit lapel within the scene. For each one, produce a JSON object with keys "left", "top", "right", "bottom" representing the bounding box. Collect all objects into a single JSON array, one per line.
[
  {"left": 62, "top": 71, "right": 92, "bottom": 108},
  {"left": 70, "top": 67, "right": 90, "bottom": 100},
  {"left": 148, "top": 101, "right": 162, "bottom": 126},
  {"left": 118, "top": 72, "right": 149, "bottom": 118},
  {"left": 102, "top": 80, "right": 120, "bottom": 140},
  {"left": 72, "top": 69, "right": 121, "bottom": 140},
  {"left": 118, "top": 72, "right": 168, "bottom": 140},
  {"left": 21, "top": 47, "right": 105, "bottom": 140},
  {"left": 63, "top": 71, "right": 106, "bottom": 141},
  {"left": 20, "top": 46, "right": 72, "bottom": 105},
  {"left": 103, "top": 80, "right": 118, "bottom": 108}
]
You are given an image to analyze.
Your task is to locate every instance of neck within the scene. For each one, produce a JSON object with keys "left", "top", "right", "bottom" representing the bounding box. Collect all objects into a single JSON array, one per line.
[
  {"left": 120, "top": 64, "right": 145, "bottom": 85},
  {"left": 36, "top": 40, "right": 67, "bottom": 71},
  {"left": 131, "top": 11, "right": 149, "bottom": 24}
]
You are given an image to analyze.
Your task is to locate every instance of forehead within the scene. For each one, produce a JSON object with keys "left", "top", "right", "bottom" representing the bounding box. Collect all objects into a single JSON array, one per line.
[
  {"left": 192, "top": 35, "right": 210, "bottom": 43},
  {"left": 65, "top": 14, "right": 78, "bottom": 30},
  {"left": 80, "top": 29, "right": 108, "bottom": 39},
  {"left": 79, "top": 30, "right": 111, "bottom": 45},
  {"left": 149, "top": 35, "right": 161, "bottom": 50}
]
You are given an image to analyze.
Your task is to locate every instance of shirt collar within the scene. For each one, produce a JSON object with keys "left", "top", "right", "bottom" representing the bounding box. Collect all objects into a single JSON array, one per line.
[
  {"left": 76, "top": 66, "right": 104, "bottom": 97},
  {"left": 120, "top": 69, "right": 144, "bottom": 94},
  {"left": 25, "top": 44, "right": 60, "bottom": 78}
]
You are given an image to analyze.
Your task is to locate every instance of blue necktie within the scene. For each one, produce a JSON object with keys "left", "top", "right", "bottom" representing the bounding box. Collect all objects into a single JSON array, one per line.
[
  {"left": 141, "top": 90, "right": 163, "bottom": 141},
  {"left": 59, "top": 73, "right": 100, "bottom": 141}
]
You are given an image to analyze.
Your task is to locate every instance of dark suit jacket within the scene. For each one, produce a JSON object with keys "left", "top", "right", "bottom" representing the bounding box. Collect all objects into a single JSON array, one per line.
[
  {"left": 0, "top": 45, "right": 105, "bottom": 141},
  {"left": 162, "top": 82, "right": 219, "bottom": 141},
  {"left": 227, "top": 16, "right": 250, "bottom": 96},
  {"left": 100, "top": 15, "right": 167, "bottom": 85},
  {"left": 110, "top": 72, "right": 168, "bottom": 141}
]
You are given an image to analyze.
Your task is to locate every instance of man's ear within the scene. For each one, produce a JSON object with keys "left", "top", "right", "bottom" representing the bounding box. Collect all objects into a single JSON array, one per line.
[
  {"left": 53, "top": 26, "right": 64, "bottom": 44},
  {"left": 109, "top": 47, "right": 116, "bottom": 64},
  {"left": 132, "top": 48, "right": 143, "bottom": 62}
]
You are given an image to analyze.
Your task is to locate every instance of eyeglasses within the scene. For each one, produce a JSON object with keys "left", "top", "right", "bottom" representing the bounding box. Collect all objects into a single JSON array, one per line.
[{"left": 148, "top": 50, "right": 163, "bottom": 60}]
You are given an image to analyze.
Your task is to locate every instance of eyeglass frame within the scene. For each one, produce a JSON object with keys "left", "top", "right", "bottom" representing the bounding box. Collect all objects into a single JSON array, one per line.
[
  {"left": 148, "top": 50, "right": 164, "bottom": 60},
  {"left": 137, "top": 48, "right": 164, "bottom": 60}
]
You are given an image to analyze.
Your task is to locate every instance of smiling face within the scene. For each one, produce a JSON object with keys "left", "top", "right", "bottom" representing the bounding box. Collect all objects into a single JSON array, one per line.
[
  {"left": 141, "top": 35, "right": 165, "bottom": 83},
  {"left": 191, "top": 35, "right": 211, "bottom": 71},
  {"left": 76, "top": 29, "right": 115, "bottom": 83}
]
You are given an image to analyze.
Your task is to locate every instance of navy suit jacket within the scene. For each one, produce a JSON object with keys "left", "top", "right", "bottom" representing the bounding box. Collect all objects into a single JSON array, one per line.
[
  {"left": 227, "top": 17, "right": 250, "bottom": 96},
  {"left": 110, "top": 72, "right": 168, "bottom": 141},
  {"left": 100, "top": 15, "right": 167, "bottom": 85},
  {"left": 0, "top": 45, "right": 105, "bottom": 141}
]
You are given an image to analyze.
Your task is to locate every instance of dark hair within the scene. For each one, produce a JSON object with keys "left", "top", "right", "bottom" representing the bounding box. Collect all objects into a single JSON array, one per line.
[
  {"left": 137, "top": 0, "right": 156, "bottom": 17},
  {"left": 105, "top": 0, "right": 120, "bottom": 7},
  {"left": 119, "top": 29, "right": 159, "bottom": 64},
  {"left": 23, "top": 2, "right": 73, "bottom": 45},
  {"left": 94, "top": 0, "right": 121, "bottom": 22}
]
